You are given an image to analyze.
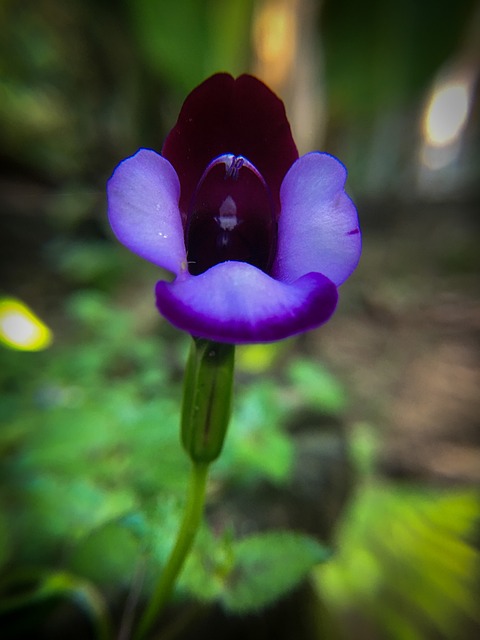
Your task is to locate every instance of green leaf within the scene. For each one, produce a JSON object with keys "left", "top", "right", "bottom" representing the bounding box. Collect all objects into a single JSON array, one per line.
[
  {"left": 179, "top": 525, "right": 233, "bottom": 604},
  {"left": 288, "top": 360, "right": 347, "bottom": 414},
  {"left": 68, "top": 520, "right": 141, "bottom": 588},
  {"left": 221, "top": 532, "right": 331, "bottom": 612}
]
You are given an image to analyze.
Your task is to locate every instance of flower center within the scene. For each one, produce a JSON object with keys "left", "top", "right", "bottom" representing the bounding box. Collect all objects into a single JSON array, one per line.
[{"left": 185, "top": 154, "right": 276, "bottom": 276}]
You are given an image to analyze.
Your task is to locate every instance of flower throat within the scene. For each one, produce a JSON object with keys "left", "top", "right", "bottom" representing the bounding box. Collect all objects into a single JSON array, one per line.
[{"left": 185, "top": 154, "right": 276, "bottom": 276}]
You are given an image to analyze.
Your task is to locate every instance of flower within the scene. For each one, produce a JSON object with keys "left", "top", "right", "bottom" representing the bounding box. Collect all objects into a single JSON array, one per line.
[{"left": 107, "top": 74, "right": 361, "bottom": 344}]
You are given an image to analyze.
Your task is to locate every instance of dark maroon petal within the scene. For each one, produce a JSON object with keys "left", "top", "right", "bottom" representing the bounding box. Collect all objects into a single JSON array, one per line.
[{"left": 162, "top": 73, "right": 298, "bottom": 216}]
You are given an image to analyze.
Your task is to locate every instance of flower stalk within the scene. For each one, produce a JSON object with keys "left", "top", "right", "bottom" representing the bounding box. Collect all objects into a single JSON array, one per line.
[
  {"left": 134, "top": 461, "right": 208, "bottom": 640},
  {"left": 134, "top": 338, "right": 234, "bottom": 639}
]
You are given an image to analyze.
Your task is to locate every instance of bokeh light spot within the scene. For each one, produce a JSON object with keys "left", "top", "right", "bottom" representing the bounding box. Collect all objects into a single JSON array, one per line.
[{"left": 0, "top": 298, "right": 53, "bottom": 351}]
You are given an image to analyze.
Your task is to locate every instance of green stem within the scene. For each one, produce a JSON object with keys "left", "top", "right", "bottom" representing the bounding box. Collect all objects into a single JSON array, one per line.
[
  {"left": 134, "top": 461, "right": 209, "bottom": 640},
  {"left": 134, "top": 338, "right": 234, "bottom": 638}
]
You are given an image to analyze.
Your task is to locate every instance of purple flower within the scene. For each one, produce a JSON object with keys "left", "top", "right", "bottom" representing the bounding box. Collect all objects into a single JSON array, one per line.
[{"left": 107, "top": 74, "right": 361, "bottom": 344}]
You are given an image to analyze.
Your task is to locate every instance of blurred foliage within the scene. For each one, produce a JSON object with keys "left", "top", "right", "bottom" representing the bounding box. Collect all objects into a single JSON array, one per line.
[
  {"left": 0, "top": 0, "right": 141, "bottom": 180},
  {"left": 322, "top": 0, "right": 477, "bottom": 119},
  {"left": 317, "top": 479, "right": 480, "bottom": 640},
  {"left": 0, "top": 0, "right": 253, "bottom": 183},
  {"left": 129, "top": 0, "right": 254, "bottom": 91}
]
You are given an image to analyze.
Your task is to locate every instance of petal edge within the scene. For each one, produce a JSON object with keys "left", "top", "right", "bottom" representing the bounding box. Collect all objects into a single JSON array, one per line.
[
  {"left": 107, "top": 149, "right": 186, "bottom": 275},
  {"left": 155, "top": 262, "right": 338, "bottom": 344},
  {"left": 274, "top": 152, "right": 361, "bottom": 286}
]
